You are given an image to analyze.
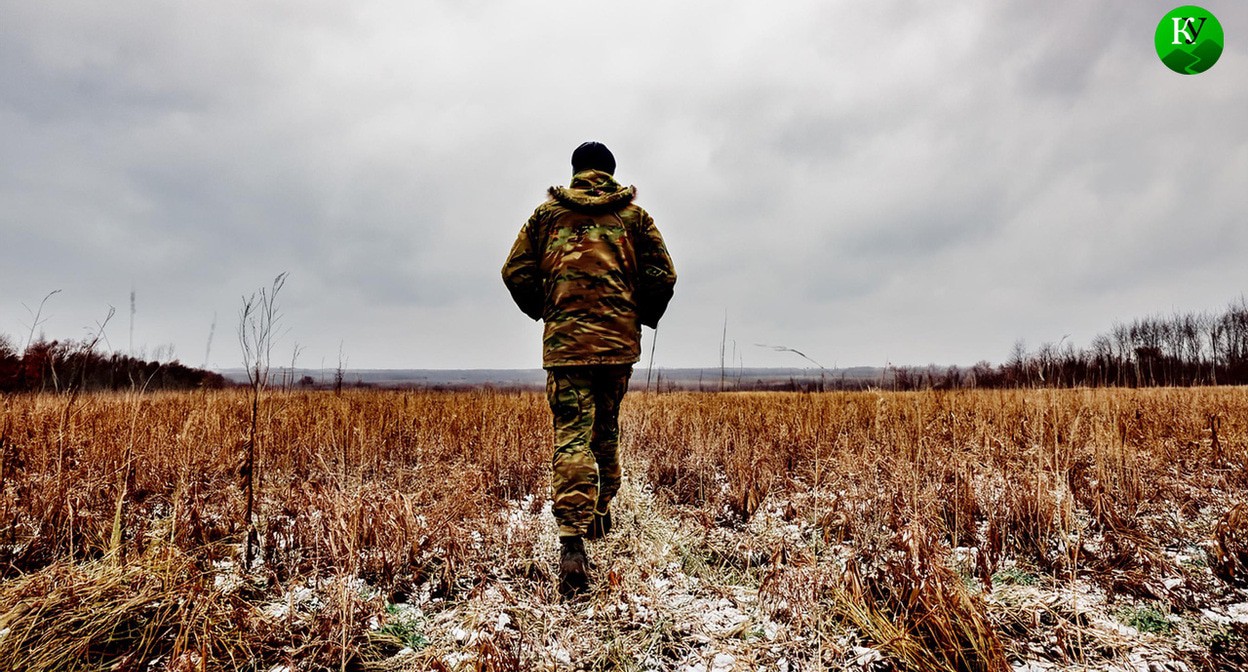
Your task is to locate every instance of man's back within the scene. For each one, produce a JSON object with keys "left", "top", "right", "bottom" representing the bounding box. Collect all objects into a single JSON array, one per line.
[{"left": 502, "top": 168, "right": 675, "bottom": 368}]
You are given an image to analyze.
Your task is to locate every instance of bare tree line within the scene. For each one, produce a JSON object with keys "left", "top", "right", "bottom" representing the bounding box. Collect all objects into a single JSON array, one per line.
[
  {"left": 0, "top": 336, "right": 226, "bottom": 393},
  {"left": 884, "top": 296, "right": 1248, "bottom": 391},
  {"left": 7, "top": 294, "right": 1248, "bottom": 394}
]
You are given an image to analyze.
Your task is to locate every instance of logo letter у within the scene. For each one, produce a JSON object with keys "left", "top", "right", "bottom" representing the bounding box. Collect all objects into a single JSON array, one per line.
[{"left": 1172, "top": 16, "right": 1207, "bottom": 44}]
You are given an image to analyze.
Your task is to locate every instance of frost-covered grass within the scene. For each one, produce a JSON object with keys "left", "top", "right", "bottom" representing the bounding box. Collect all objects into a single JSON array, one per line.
[{"left": 0, "top": 387, "right": 1246, "bottom": 670}]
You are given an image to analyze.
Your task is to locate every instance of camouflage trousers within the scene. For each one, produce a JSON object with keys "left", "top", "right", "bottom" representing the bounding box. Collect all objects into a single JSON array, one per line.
[{"left": 546, "top": 365, "right": 631, "bottom": 537}]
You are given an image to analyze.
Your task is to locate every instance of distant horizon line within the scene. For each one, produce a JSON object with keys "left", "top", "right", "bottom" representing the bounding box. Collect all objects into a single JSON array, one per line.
[{"left": 213, "top": 365, "right": 900, "bottom": 373}]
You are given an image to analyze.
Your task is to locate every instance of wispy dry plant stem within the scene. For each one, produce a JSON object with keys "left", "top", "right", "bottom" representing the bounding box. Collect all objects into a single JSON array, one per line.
[{"left": 238, "top": 272, "right": 288, "bottom": 570}]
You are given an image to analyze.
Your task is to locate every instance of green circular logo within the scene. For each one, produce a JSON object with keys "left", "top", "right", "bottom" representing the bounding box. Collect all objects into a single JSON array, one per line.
[{"left": 1156, "top": 6, "right": 1224, "bottom": 74}]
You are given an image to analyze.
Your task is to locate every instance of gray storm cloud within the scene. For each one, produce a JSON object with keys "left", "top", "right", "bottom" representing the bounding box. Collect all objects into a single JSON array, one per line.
[{"left": 2, "top": 1, "right": 1245, "bottom": 370}]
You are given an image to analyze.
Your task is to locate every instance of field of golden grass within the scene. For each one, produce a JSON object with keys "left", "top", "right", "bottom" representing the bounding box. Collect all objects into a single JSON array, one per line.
[{"left": 1, "top": 386, "right": 1246, "bottom": 671}]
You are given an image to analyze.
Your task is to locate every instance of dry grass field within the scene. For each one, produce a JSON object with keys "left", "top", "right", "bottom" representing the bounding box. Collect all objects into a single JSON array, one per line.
[{"left": 1, "top": 386, "right": 1247, "bottom": 671}]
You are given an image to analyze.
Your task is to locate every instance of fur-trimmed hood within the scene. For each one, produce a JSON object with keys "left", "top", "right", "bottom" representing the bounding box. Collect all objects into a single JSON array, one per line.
[{"left": 548, "top": 169, "right": 636, "bottom": 214}]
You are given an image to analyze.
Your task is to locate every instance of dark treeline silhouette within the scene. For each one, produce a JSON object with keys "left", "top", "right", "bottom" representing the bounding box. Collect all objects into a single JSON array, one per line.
[
  {"left": 0, "top": 336, "right": 226, "bottom": 393},
  {"left": 7, "top": 296, "right": 1247, "bottom": 394},
  {"left": 705, "top": 296, "right": 1248, "bottom": 393},
  {"left": 884, "top": 297, "right": 1248, "bottom": 391}
]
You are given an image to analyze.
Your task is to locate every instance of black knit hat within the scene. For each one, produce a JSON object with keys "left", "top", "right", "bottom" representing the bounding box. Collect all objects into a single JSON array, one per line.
[{"left": 571, "top": 141, "right": 616, "bottom": 175}]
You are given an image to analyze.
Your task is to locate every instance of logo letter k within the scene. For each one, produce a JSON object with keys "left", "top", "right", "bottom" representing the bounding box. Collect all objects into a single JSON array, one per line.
[{"left": 1172, "top": 17, "right": 1206, "bottom": 44}]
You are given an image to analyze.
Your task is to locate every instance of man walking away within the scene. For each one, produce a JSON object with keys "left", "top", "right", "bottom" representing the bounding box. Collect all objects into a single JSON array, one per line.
[{"left": 501, "top": 141, "right": 676, "bottom": 596}]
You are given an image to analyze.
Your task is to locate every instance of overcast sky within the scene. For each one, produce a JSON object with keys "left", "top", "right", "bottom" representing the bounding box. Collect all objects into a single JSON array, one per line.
[{"left": 2, "top": 1, "right": 1245, "bottom": 371}]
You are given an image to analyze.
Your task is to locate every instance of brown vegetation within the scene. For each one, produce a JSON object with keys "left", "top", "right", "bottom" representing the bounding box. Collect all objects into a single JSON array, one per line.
[
  {"left": 0, "top": 386, "right": 1245, "bottom": 670},
  {"left": 0, "top": 335, "right": 226, "bottom": 393}
]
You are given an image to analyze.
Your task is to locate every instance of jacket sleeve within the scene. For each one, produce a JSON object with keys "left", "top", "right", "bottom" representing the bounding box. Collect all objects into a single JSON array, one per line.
[
  {"left": 635, "top": 211, "right": 676, "bottom": 328},
  {"left": 501, "top": 210, "right": 545, "bottom": 321}
]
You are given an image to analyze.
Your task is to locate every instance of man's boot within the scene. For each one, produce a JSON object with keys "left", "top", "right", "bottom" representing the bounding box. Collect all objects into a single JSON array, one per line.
[
  {"left": 586, "top": 507, "right": 612, "bottom": 540},
  {"left": 559, "top": 535, "right": 590, "bottom": 596}
]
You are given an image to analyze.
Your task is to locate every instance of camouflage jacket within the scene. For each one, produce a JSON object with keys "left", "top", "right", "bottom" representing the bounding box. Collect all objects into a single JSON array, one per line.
[{"left": 502, "top": 170, "right": 676, "bottom": 368}]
